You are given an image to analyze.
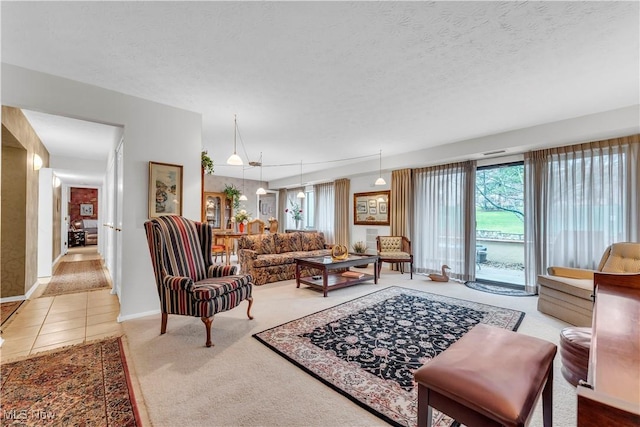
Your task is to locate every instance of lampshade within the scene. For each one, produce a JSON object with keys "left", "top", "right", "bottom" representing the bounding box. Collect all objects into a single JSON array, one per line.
[
  {"left": 239, "top": 166, "right": 248, "bottom": 200},
  {"left": 256, "top": 152, "right": 266, "bottom": 195},
  {"left": 33, "top": 153, "right": 43, "bottom": 170},
  {"left": 374, "top": 149, "right": 386, "bottom": 186},
  {"left": 226, "top": 115, "right": 243, "bottom": 165},
  {"left": 297, "top": 161, "right": 306, "bottom": 198}
]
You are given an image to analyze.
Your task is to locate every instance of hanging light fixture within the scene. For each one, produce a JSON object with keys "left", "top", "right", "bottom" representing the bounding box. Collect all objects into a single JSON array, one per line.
[
  {"left": 375, "top": 149, "right": 386, "bottom": 186},
  {"left": 296, "top": 160, "right": 306, "bottom": 198},
  {"left": 226, "top": 114, "right": 243, "bottom": 165},
  {"left": 239, "top": 167, "right": 248, "bottom": 201},
  {"left": 256, "top": 152, "right": 266, "bottom": 195}
]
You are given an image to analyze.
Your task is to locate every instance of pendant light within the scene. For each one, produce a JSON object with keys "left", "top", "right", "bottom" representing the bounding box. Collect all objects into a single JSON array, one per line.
[
  {"left": 239, "top": 166, "right": 248, "bottom": 201},
  {"left": 256, "top": 152, "right": 267, "bottom": 195},
  {"left": 296, "top": 160, "right": 306, "bottom": 199},
  {"left": 226, "top": 114, "right": 243, "bottom": 165},
  {"left": 374, "top": 149, "right": 386, "bottom": 186}
]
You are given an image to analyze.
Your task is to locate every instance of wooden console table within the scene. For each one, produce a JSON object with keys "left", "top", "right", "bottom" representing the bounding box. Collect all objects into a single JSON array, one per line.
[{"left": 577, "top": 272, "right": 640, "bottom": 426}]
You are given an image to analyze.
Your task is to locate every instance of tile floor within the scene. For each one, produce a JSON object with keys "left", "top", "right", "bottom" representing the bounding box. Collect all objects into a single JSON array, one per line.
[{"left": 0, "top": 247, "right": 122, "bottom": 361}]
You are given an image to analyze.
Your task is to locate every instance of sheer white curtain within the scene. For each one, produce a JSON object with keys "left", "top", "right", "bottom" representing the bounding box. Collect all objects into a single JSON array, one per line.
[
  {"left": 413, "top": 161, "right": 476, "bottom": 282},
  {"left": 314, "top": 182, "right": 335, "bottom": 244},
  {"left": 524, "top": 135, "right": 639, "bottom": 293}
]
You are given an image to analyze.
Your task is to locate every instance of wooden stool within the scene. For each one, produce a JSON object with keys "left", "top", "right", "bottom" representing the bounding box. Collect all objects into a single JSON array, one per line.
[
  {"left": 414, "top": 324, "right": 557, "bottom": 427},
  {"left": 559, "top": 327, "right": 591, "bottom": 387}
]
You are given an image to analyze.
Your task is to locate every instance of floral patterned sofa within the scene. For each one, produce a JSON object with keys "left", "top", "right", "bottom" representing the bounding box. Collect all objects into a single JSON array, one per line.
[{"left": 238, "top": 232, "right": 331, "bottom": 285}]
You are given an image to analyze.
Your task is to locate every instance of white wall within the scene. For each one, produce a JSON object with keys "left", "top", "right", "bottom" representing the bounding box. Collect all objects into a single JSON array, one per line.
[{"left": 2, "top": 64, "right": 202, "bottom": 320}]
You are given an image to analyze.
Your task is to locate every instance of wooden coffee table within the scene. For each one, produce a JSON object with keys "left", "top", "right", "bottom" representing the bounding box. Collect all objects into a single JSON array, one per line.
[{"left": 295, "top": 254, "right": 379, "bottom": 297}]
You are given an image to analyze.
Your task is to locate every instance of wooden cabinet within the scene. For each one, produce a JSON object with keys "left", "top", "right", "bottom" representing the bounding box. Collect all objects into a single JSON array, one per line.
[{"left": 202, "top": 192, "right": 233, "bottom": 230}]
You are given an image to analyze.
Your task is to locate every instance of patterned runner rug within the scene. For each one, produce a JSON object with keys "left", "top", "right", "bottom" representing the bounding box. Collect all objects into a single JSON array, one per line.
[
  {"left": 0, "top": 301, "right": 24, "bottom": 327},
  {"left": 254, "top": 286, "right": 525, "bottom": 427},
  {"left": 40, "top": 260, "right": 110, "bottom": 297},
  {"left": 0, "top": 337, "right": 140, "bottom": 426}
]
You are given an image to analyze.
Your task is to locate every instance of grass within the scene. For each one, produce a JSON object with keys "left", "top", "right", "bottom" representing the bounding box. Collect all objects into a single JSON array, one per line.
[{"left": 476, "top": 210, "right": 524, "bottom": 234}]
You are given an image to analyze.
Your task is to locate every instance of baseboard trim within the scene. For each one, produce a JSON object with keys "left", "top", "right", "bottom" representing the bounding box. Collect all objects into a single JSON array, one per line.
[{"left": 118, "top": 309, "right": 160, "bottom": 323}]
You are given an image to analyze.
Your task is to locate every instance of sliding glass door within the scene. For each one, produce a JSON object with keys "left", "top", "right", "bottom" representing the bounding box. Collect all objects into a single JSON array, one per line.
[{"left": 475, "top": 163, "right": 525, "bottom": 287}]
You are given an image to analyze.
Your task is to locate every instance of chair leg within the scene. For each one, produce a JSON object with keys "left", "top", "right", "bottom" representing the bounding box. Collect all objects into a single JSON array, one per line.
[
  {"left": 400, "top": 262, "right": 404, "bottom": 274},
  {"left": 410, "top": 261, "right": 413, "bottom": 279},
  {"left": 542, "top": 361, "right": 553, "bottom": 427},
  {"left": 201, "top": 316, "right": 214, "bottom": 347},
  {"left": 246, "top": 296, "right": 254, "bottom": 320},
  {"left": 161, "top": 312, "right": 168, "bottom": 334},
  {"left": 377, "top": 261, "right": 383, "bottom": 277}
]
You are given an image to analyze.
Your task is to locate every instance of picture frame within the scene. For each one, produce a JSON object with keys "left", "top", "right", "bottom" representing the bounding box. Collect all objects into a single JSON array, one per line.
[
  {"left": 80, "top": 203, "right": 93, "bottom": 216},
  {"left": 148, "top": 161, "right": 183, "bottom": 218},
  {"left": 353, "top": 191, "right": 390, "bottom": 225}
]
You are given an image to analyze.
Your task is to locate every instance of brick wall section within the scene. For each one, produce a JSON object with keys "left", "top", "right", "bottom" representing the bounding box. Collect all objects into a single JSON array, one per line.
[{"left": 70, "top": 187, "right": 98, "bottom": 223}]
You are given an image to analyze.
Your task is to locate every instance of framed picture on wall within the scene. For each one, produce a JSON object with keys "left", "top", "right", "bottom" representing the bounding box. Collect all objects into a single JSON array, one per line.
[
  {"left": 80, "top": 204, "right": 93, "bottom": 216},
  {"left": 148, "top": 161, "right": 183, "bottom": 218},
  {"left": 353, "top": 190, "right": 390, "bottom": 225}
]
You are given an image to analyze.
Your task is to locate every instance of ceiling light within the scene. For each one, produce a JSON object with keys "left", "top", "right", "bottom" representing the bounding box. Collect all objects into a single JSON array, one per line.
[
  {"left": 239, "top": 166, "right": 248, "bottom": 200},
  {"left": 375, "top": 149, "right": 386, "bottom": 186},
  {"left": 256, "top": 152, "right": 267, "bottom": 195},
  {"left": 226, "top": 114, "right": 243, "bottom": 165},
  {"left": 33, "top": 153, "right": 43, "bottom": 170},
  {"left": 297, "top": 160, "right": 306, "bottom": 198}
]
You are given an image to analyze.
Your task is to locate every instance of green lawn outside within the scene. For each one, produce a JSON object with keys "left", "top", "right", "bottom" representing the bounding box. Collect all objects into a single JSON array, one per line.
[{"left": 476, "top": 210, "right": 524, "bottom": 234}]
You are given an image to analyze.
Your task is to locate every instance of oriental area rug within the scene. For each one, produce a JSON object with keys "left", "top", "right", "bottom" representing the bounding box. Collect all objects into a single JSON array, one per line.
[
  {"left": 254, "top": 286, "right": 525, "bottom": 427},
  {"left": 40, "top": 259, "right": 110, "bottom": 297},
  {"left": 0, "top": 337, "right": 140, "bottom": 426}
]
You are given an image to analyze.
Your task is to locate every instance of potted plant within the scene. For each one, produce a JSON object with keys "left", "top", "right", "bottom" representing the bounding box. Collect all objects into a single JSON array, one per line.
[
  {"left": 201, "top": 150, "right": 214, "bottom": 174},
  {"left": 352, "top": 241, "right": 369, "bottom": 268},
  {"left": 223, "top": 184, "right": 241, "bottom": 210}
]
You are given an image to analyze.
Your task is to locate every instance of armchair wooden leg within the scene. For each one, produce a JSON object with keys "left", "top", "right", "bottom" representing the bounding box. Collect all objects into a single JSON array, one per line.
[
  {"left": 201, "top": 316, "right": 214, "bottom": 347},
  {"left": 161, "top": 312, "right": 168, "bottom": 334},
  {"left": 246, "top": 296, "right": 254, "bottom": 320}
]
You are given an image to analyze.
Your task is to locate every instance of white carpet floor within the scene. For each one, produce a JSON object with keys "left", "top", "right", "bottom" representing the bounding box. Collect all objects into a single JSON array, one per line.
[{"left": 122, "top": 267, "right": 576, "bottom": 427}]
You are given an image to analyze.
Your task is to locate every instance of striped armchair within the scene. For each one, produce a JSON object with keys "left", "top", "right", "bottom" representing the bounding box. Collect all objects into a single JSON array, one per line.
[{"left": 144, "top": 215, "right": 254, "bottom": 347}]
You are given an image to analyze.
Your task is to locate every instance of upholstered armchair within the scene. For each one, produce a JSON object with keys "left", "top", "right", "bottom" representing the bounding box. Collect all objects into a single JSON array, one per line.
[
  {"left": 144, "top": 215, "right": 254, "bottom": 347},
  {"left": 537, "top": 242, "right": 640, "bottom": 326},
  {"left": 376, "top": 236, "right": 413, "bottom": 279}
]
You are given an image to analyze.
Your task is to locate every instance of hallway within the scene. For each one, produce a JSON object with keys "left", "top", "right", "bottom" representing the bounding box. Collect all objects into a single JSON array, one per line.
[{"left": 0, "top": 247, "right": 122, "bottom": 361}]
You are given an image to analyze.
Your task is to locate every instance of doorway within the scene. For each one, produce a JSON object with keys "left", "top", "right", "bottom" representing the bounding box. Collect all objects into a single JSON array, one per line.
[{"left": 475, "top": 162, "right": 525, "bottom": 287}]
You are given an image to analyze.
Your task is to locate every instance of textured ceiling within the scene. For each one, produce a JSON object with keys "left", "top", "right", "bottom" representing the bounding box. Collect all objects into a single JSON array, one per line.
[{"left": 2, "top": 1, "right": 639, "bottom": 182}]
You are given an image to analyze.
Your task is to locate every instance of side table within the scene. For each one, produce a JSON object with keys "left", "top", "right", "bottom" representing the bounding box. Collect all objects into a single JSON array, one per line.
[{"left": 68, "top": 230, "right": 86, "bottom": 247}]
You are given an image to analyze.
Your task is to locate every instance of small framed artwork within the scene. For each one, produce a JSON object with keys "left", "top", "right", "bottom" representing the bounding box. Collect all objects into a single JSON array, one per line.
[
  {"left": 80, "top": 204, "right": 93, "bottom": 216},
  {"left": 149, "top": 161, "right": 183, "bottom": 218},
  {"left": 353, "top": 190, "right": 390, "bottom": 226}
]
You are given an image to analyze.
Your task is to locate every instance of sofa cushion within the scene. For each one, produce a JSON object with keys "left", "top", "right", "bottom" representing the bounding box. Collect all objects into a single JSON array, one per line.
[
  {"left": 238, "top": 234, "right": 275, "bottom": 255},
  {"left": 253, "top": 253, "right": 296, "bottom": 268},
  {"left": 300, "top": 232, "right": 326, "bottom": 251},
  {"left": 274, "top": 233, "right": 302, "bottom": 254},
  {"left": 601, "top": 243, "right": 640, "bottom": 273},
  {"left": 537, "top": 275, "right": 593, "bottom": 300}
]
